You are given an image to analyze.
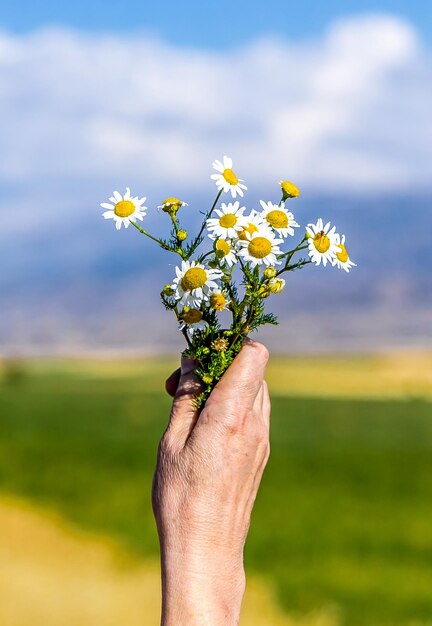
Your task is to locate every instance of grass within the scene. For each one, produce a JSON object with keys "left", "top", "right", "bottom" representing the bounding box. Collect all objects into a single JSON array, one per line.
[{"left": 0, "top": 356, "right": 431, "bottom": 625}]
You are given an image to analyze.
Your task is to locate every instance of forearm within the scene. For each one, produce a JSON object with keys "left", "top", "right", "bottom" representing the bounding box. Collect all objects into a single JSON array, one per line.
[{"left": 160, "top": 542, "right": 245, "bottom": 626}]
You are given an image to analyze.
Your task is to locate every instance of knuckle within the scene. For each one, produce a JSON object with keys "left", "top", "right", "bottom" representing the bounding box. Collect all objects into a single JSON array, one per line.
[{"left": 254, "top": 341, "right": 269, "bottom": 364}]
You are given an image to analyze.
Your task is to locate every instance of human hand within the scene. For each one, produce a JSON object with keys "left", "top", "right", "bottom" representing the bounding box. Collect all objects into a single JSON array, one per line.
[{"left": 152, "top": 338, "right": 271, "bottom": 626}]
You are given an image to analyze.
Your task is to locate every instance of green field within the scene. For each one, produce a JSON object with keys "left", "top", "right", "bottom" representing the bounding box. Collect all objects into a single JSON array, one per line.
[{"left": 0, "top": 357, "right": 432, "bottom": 625}]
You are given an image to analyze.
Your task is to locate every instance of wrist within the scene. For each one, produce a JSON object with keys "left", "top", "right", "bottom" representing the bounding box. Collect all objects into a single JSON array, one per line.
[{"left": 160, "top": 542, "right": 245, "bottom": 626}]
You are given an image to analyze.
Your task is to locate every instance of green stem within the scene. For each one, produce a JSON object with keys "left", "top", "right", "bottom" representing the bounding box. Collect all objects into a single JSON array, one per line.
[
  {"left": 187, "top": 189, "right": 223, "bottom": 258},
  {"left": 276, "top": 259, "right": 312, "bottom": 276},
  {"left": 131, "top": 221, "right": 171, "bottom": 250}
]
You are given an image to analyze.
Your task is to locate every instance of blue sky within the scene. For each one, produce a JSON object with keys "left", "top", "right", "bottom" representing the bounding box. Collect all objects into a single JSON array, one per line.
[{"left": 2, "top": 0, "right": 431, "bottom": 47}]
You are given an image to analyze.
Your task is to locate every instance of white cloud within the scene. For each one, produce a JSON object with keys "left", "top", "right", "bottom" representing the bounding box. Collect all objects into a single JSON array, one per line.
[{"left": 0, "top": 12, "right": 431, "bottom": 221}]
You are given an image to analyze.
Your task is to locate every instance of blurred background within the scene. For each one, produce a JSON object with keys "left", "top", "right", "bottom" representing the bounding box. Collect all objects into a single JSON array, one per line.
[{"left": 0, "top": 1, "right": 431, "bottom": 624}]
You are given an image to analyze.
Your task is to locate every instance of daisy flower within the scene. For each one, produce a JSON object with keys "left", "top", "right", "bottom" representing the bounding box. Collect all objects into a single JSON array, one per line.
[
  {"left": 238, "top": 230, "right": 283, "bottom": 267},
  {"left": 179, "top": 308, "right": 209, "bottom": 336},
  {"left": 207, "top": 201, "right": 246, "bottom": 239},
  {"left": 209, "top": 291, "right": 230, "bottom": 312},
  {"left": 333, "top": 234, "right": 356, "bottom": 273},
  {"left": 101, "top": 188, "right": 147, "bottom": 230},
  {"left": 306, "top": 218, "right": 339, "bottom": 267},
  {"left": 259, "top": 200, "right": 300, "bottom": 238},
  {"left": 209, "top": 236, "right": 237, "bottom": 267},
  {"left": 236, "top": 210, "right": 268, "bottom": 242},
  {"left": 172, "top": 260, "right": 223, "bottom": 307},
  {"left": 211, "top": 156, "right": 247, "bottom": 198}
]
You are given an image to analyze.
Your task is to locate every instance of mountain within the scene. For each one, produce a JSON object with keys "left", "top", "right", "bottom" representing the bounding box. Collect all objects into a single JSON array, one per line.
[{"left": 2, "top": 193, "right": 431, "bottom": 354}]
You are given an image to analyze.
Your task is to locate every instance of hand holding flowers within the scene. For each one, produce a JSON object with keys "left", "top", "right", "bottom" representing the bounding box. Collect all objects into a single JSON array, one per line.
[{"left": 101, "top": 156, "right": 355, "bottom": 406}]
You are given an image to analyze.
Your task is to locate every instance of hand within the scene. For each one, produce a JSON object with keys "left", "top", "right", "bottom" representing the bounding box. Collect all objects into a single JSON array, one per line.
[{"left": 152, "top": 338, "right": 271, "bottom": 626}]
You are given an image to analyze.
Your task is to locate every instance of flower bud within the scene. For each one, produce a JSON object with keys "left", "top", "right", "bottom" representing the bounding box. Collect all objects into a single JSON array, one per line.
[
  {"left": 259, "top": 285, "right": 271, "bottom": 299},
  {"left": 263, "top": 266, "right": 277, "bottom": 279},
  {"left": 177, "top": 229, "right": 188, "bottom": 241},
  {"left": 159, "top": 197, "right": 187, "bottom": 214},
  {"left": 211, "top": 337, "right": 229, "bottom": 352},
  {"left": 202, "top": 374, "right": 213, "bottom": 384},
  {"left": 162, "top": 284, "right": 175, "bottom": 296},
  {"left": 269, "top": 278, "right": 285, "bottom": 294},
  {"left": 279, "top": 180, "right": 300, "bottom": 200}
]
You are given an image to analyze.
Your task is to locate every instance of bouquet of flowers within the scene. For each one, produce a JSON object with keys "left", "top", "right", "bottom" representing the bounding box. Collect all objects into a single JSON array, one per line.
[{"left": 101, "top": 156, "right": 355, "bottom": 406}]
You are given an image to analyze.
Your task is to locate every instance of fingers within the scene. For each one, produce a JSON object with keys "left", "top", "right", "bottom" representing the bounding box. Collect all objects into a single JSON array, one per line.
[
  {"left": 165, "top": 367, "right": 181, "bottom": 397},
  {"left": 165, "top": 357, "right": 202, "bottom": 447},
  {"left": 206, "top": 339, "right": 269, "bottom": 412},
  {"left": 261, "top": 380, "right": 271, "bottom": 432}
]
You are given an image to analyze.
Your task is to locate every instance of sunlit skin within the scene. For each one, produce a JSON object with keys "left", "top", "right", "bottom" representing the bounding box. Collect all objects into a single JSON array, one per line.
[{"left": 153, "top": 340, "right": 270, "bottom": 626}]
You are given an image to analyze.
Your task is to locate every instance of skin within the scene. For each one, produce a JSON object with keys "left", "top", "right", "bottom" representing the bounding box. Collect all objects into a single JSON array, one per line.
[{"left": 152, "top": 338, "right": 271, "bottom": 626}]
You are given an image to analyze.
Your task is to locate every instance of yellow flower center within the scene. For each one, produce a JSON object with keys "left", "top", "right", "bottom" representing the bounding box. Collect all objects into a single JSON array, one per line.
[
  {"left": 215, "top": 239, "right": 231, "bottom": 255},
  {"left": 336, "top": 244, "right": 349, "bottom": 263},
  {"left": 181, "top": 267, "right": 207, "bottom": 291},
  {"left": 248, "top": 237, "right": 273, "bottom": 259},
  {"left": 222, "top": 168, "right": 239, "bottom": 185},
  {"left": 313, "top": 231, "right": 331, "bottom": 253},
  {"left": 238, "top": 223, "right": 259, "bottom": 241},
  {"left": 266, "top": 210, "right": 288, "bottom": 229},
  {"left": 219, "top": 213, "right": 237, "bottom": 228},
  {"left": 182, "top": 309, "right": 203, "bottom": 324},
  {"left": 280, "top": 180, "right": 300, "bottom": 198},
  {"left": 209, "top": 293, "right": 227, "bottom": 311},
  {"left": 114, "top": 200, "right": 135, "bottom": 218}
]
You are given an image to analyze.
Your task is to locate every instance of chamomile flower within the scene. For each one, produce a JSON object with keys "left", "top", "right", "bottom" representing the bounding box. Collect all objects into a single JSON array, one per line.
[
  {"left": 235, "top": 210, "right": 268, "bottom": 242},
  {"left": 207, "top": 201, "right": 246, "bottom": 239},
  {"left": 209, "top": 291, "right": 230, "bottom": 311},
  {"left": 209, "top": 236, "right": 237, "bottom": 267},
  {"left": 179, "top": 308, "right": 209, "bottom": 336},
  {"left": 306, "top": 218, "right": 339, "bottom": 267},
  {"left": 332, "top": 234, "right": 356, "bottom": 273},
  {"left": 172, "top": 260, "right": 223, "bottom": 307},
  {"left": 259, "top": 200, "right": 300, "bottom": 238},
  {"left": 101, "top": 188, "right": 147, "bottom": 230},
  {"left": 238, "top": 230, "right": 283, "bottom": 267},
  {"left": 211, "top": 156, "right": 247, "bottom": 198}
]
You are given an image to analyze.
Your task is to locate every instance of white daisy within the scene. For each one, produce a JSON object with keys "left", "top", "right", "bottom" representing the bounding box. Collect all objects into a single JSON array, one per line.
[
  {"left": 235, "top": 210, "right": 269, "bottom": 242},
  {"left": 209, "top": 236, "right": 237, "bottom": 267},
  {"left": 210, "top": 156, "right": 247, "bottom": 198},
  {"left": 332, "top": 234, "right": 356, "bottom": 273},
  {"left": 259, "top": 200, "right": 300, "bottom": 238},
  {"left": 238, "top": 230, "right": 283, "bottom": 267},
  {"left": 207, "top": 201, "right": 246, "bottom": 239},
  {"left": 179, "top": 308, "right": 209, "bottom": 336},
  {"left": 101, "top": 188, "right": 147, "bottom": 231},
  {"left": 306, "top": 218, "right": 339, "bottom": 267},
  {"left": 172, "top": 260, "right": 223, "bottom": 307}
]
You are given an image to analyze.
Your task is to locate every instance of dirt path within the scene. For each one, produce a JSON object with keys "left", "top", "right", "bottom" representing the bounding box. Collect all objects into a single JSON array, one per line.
[{"left": 0, "top": 496, "right": 337, "bottom": 626}]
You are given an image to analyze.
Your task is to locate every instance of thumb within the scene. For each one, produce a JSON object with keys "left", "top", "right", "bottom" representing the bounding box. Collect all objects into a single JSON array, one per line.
[{"left": 166, "top": 357, "right": 202, "bottom": 447}]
